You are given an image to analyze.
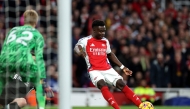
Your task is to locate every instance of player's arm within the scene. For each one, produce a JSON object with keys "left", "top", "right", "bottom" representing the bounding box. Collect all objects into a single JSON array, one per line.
[
  {"left": 107, "top": 52, "right": 123, "bottom": 67},
  {"left": 107, "top": 52, "right": 132, "bottom": 76},
  {"left": 33, "top": 33, "right": 53, "bottom": 91},
  {"left": 33, "top": 35, "right": 53, "bottom": 109},
  {"left": 34, "top": 33, "right": 46, "bottom": 78},
  {"left": 34, "top": 33, "right": 46, "bottom": 109},
  {"left": 106, "top": 40, "right": 132, "bottom": 76},
  {"left": 74, "top": 38, "right": 86, "bottom": 57}
]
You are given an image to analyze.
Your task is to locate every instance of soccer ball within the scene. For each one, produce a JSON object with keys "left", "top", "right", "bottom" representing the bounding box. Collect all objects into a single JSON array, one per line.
[{"left": 139, "top": 101, "right": 154, "bottom": 109}]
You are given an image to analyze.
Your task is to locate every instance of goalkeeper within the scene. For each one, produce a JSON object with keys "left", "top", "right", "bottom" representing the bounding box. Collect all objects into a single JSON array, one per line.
[{"left": 0, "top": 9, "right": 53, "bottom": 109}]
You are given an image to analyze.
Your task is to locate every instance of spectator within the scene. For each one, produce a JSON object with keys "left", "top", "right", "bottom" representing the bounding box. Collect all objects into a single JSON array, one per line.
[
  {"left": 118, "top": 46, "right": 131, "bottom": 67},
  {"left": 128, "top": 55, "right": 144, "bottom": 77},
  {"left": 139, "top": 46, "right": 150, "bottom": 73},
  {"left": 170, "top": 52, "right": 186, "bottom": 87},
  {"left": 163, "top": 40, "right": 174, "bottom": 59},
  {"left": 164, "top": 2, "right": 178, "bottom": 19},
  {"left": 72, "top": 26, "right": 82, "bottom": 49},
  {"left": 150, "top": 53, "right": 171, "bottom": 88},
  {"left": 185, "top": 55, "right": 190, "bottom": 87}
]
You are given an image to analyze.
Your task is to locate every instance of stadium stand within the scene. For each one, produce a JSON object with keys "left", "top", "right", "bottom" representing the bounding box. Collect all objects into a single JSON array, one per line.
[{"left": 72, "top": 0, "right": 190, "bottom": 89}]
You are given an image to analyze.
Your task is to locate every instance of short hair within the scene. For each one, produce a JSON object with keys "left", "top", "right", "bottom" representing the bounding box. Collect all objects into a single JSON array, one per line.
[
  {"left": 92, "top": 20, "right": 105, "bottom": 28},
  {"left": 23, "top": 10, "right": 39, "bottom": 25}
]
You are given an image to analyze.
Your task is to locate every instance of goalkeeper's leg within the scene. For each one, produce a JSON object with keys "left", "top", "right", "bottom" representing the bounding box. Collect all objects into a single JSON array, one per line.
[
  {"left": 7, "top": 98, "right": 27, "bottom": 109},
  {"left": 0, "top": 78, "right": 33, "bottom": 109}
]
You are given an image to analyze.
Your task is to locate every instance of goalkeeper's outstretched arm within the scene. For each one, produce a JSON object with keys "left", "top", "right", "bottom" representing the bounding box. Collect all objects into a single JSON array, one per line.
[{"left": 34, "top": 33, "right": 46, "bottom": 109}]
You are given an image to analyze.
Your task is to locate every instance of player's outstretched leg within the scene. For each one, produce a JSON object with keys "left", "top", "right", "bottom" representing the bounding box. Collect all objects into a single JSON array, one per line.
[
  {"left": 9, "top": 98, "right": 27, "bottom": 109},
  {"left": 0, "top": 97, "right": 26, "bottom": 109},
  {"left": 97, "top": 80, "right": 120, "bottom": 109},
  {"left": 116, "top": 79, "right": 142, "bottom": 107},
  {"left": 7, "top": 102, "right": 21, "bottom": 109}
]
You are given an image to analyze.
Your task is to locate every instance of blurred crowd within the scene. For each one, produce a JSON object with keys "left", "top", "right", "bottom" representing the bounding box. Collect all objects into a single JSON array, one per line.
[
  {"left": 0, "top": 0, "right": 190, "bottom": 94},
  {"left": 72, "top": 0, "right": 190, "bottom": 88}
]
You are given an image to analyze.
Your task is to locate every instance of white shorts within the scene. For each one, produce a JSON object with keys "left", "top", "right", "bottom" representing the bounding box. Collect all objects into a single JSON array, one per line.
[{"left": 89, "top": 68, "right": 123, "bottom": 87}]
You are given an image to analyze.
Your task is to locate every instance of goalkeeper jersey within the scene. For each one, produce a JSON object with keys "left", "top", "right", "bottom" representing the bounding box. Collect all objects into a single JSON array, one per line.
[{"left": 0, "top": 25, "right": 46, "bottom": 83}]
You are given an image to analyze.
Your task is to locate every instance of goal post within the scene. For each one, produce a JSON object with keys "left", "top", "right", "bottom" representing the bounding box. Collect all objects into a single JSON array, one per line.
[{"left": 57, "top": 0, "right": 72, "bottom": 109}]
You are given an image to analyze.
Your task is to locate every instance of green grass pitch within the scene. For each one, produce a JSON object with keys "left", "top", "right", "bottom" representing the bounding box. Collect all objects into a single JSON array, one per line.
[{"left": 22, "top": 106, "right": 190, "bottom": 109}]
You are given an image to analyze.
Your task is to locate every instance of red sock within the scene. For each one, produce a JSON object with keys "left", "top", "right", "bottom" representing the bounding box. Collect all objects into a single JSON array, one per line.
[
  {"left": 122, "top": 86, "right": 142, "bottom": 107},
  {"left": 101, "top": 86, "right": 120, "bottom": 109}
]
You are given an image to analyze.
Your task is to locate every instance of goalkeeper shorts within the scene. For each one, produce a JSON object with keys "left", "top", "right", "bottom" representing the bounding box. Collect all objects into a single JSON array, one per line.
[{"left": 0, "top": 76, "right": 34, "bottom": 105}]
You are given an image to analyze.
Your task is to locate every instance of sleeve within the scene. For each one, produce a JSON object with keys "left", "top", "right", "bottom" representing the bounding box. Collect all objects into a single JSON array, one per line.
[
  {"left": 106, "top": 39, "right": 111, "bottom": 54},
  {"left": 34, "top": 33, "right": 46, "bottom": 109},
  {"left": 34, "top": 33, "right": 46, "bottom": 79},
  {"left": 76, "top": 37, "right": 85, "bottom": 48},
  {"left": 74, "top": 37, "right": 86, "bottom": 54}
]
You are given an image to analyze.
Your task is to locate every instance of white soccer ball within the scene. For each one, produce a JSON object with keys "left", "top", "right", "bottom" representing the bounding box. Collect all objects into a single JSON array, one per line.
[{"left": 139, "top": 101, "right": 154, "bottom": 109}]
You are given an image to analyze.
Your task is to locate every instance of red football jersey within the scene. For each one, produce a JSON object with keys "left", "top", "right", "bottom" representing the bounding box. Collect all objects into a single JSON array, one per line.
[{"left": 76, "top": 35, "right": 112, "bottom": 71}]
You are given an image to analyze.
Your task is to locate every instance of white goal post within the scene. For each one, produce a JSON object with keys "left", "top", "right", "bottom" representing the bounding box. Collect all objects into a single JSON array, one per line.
[{"left": 58, "top": 0, "right": 72, "bottom": 109}]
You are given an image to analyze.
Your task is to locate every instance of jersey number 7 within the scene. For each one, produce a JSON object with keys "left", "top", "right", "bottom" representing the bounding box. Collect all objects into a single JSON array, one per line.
[{"left": 6, "top": 30, "right": 33, "bottom": 46}]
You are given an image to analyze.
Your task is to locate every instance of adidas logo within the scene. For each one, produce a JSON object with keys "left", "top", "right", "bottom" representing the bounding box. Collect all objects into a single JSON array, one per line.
[
  {"left": 111, "top": 101, "right": 115, "bottom": 105},
  {"left": 108, "top": 98, "right": 112, "bottom": 101},
  {"left": 90, "top": 43, "right": 95, "bottom": 46}
]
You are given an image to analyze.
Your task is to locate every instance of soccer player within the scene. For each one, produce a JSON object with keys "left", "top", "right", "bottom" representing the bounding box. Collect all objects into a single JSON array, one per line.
[
  {"left": 0, "top": 10, "right": 50, "bottom": 109},
  {"left": 74, "top": 20, "right": 142, "bottom": 109}
]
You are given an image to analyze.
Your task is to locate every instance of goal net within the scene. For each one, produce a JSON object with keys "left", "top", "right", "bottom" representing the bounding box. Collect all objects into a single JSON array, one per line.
[{"left": 0, "top": 0, "right": 58, "bottom": 108}]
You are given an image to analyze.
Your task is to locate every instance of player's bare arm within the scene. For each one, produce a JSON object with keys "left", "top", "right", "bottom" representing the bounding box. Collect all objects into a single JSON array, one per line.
[{"left": 107, "top": 52, "right": 132, "bottom": 76}]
